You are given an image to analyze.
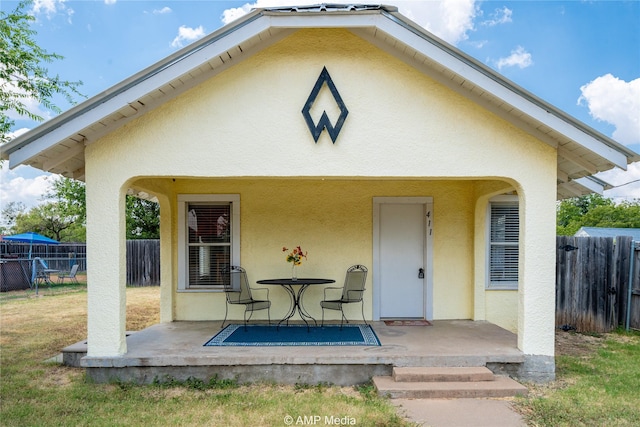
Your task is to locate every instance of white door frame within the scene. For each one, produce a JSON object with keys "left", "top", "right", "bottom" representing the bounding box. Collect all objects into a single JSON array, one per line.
[{"left": 373, "top": 197, "right": 433, "bottom": 321}]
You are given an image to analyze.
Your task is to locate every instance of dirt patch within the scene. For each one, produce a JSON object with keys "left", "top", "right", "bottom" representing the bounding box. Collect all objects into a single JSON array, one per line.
[
  {"left": 521, "top": 331, "right": 604, "bottom": 398},
  {"left": 555, "top": 330, "right": 604, "bottom": 358},
  {"left": 39, "top": 365, "right": 84, "bottom": 389}
]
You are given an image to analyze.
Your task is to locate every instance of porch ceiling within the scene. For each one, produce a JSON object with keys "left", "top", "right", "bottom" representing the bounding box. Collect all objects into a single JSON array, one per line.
[{"left": 2, "top": 5, "right": 637, "bottom": 198}]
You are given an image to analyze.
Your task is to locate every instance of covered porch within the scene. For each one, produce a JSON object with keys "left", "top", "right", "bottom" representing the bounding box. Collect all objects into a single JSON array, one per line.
[{"left": 64, "top": 320, "right": 525, "bottom": 385}]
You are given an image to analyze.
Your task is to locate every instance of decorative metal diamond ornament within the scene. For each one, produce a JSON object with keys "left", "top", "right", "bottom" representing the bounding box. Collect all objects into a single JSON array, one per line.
[{"left": 301, "top": 67, "right": 349, "bottom": 143}]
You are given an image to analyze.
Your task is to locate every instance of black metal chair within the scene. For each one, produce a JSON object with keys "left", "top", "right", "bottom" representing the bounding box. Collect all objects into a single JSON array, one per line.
[
  {"left": 320, "top": 265, "right": 368, "bottom": 328},
  {"left": 221, "top": 266, "right": 271, "bottom": 330}
]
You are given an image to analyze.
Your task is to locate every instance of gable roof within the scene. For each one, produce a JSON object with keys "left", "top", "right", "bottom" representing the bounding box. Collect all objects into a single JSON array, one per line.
[{"left": 2, "top": 4, "right": 638, "bottom": 199}]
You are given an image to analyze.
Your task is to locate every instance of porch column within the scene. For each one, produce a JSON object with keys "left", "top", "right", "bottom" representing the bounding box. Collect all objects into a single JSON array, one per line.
[
  {"left": 86, "top": 176, "right": 127, "bottom": 357},
  {"left": 157, "top": 194, "right": 173, "bottom": 322},
  {"left": 518, "top": 181, "right": 556, "bottom": 382}
]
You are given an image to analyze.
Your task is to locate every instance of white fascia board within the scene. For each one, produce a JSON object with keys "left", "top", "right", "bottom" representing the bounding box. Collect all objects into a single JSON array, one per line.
[
  {"left": 372, "top": 14, "right": 629, "bottom": 169},
  {"left": 573, "top": 177, "right": 607, "bottom": 194},
  {"left": 266, "top": 11, "right": 381, "bottom": 28},
  {"left": 8, "top": 14, "right": 274, "bottom": 167}
]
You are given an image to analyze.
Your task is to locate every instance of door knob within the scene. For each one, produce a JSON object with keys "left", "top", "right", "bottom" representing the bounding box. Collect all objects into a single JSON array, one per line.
[{"left": 418, "top": 268, "right": 424, "bottom": 279}]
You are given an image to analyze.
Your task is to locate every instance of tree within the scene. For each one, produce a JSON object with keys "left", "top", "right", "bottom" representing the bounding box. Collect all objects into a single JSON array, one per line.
[
  {"left": 0, "top": 201, "right": 26, "bottom": 234},
  {"left": 5, "top": 175, "right": 159, "bottom": 241},
  {"left": 7, "top": 176, "right": 89, "bottom": 242},
  {"left": 126, "top": 197, "right": 160, "bottom": 239},
  {"left": 13, "top": 202, "right": 83, "bottom": 241},
  {"left": 557, "top": 194, "right": 640, "bottom": 235},
  {"left": 50, "top": 177, "right": 160, "bottom": 239},
  {"left": 45, "top": 176, "right": 86, "bottom": 225},
  {"left": 579, "top": 200, "right": 640, "bottom": 229},
  {"left": 7, "top": 177, "right": 86, "bottom": 242},
  {"left": 0, "top": 0, "right": 83, "bottom": 144},
  {"left": 9, "top": 192, "right": 160, "bottom": 242},
  {"left": 556, "top": 194, "right": 613, "bottom": 235},
  {"left": 43, "top": 176, "right": 160, "bottom": 240}
]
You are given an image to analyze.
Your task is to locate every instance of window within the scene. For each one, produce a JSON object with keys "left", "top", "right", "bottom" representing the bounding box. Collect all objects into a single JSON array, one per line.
[
  {"left": 178, "top": 195, "right": 240, "bottom": 291},
  {"left": 487, "top": 196, "right": 519, "bottom": 289}
]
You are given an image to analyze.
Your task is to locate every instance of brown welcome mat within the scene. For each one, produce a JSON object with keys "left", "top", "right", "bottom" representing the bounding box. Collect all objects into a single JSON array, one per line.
[{"left": 384, "top": 320, "right": 432, "bottom": 326}]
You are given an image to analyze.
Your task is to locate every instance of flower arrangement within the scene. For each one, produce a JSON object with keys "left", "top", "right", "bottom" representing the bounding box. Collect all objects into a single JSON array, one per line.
[{"left": 283, "top": 246, "right": 308, "bottom": 266}]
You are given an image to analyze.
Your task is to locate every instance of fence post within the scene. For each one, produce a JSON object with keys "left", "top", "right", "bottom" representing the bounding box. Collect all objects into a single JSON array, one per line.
[{"left": 627, "top": 240, "right": 637, "bottom": 331}]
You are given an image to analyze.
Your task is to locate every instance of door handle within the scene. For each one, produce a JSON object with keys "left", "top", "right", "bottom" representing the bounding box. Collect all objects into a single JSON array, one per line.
[{"left": 418, "top": 268, "right": 424, "bottom": 279}]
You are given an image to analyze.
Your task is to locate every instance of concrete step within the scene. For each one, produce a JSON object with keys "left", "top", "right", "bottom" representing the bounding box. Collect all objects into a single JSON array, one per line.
[
  {"left": 373, "top": 375, "right": 528, "bottom": 399},
  {"left": 392, "top": 366, "right": 495, "bottom": 382}
]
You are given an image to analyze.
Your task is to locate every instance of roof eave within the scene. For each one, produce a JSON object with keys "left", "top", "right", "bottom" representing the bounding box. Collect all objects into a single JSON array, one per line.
[
  {"left": 1, "top": 7, "right": 268, "bottom": 162},
  {"left": 372, "top": 8, "right": 638, "bottom": 167}
]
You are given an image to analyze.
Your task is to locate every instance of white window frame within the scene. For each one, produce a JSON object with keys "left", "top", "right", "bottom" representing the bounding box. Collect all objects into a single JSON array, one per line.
[
  {"left": 177, "top": 194, "right": 240, "bottom": 292},
  {"left": 486, "top": 195, "right": 519, "bottom": 290}
]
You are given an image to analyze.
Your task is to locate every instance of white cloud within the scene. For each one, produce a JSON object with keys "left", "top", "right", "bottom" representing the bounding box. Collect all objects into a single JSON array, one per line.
[
  {"left": 171, "top": 25, "right": 206, "bottom": 48},
  {"left": 31, "top": 0, "right": 74, "bottom": 23},
  {"left": 153, "top": 7, "right": 172, "bottom": 15},
  {"left": 1, "top": 129, "right": 52, "bottom": 211},
  {"left": 482, "top": 6, "right": 512, "bottom": 26},
  {"left": 31, "top": 0, "right": 60, "bottom": 17},
  {"left": 578, "top": 74, "right": 640, "bottom": 146},
  {"left": 400, "top": 0, "right": 478, "bottom": 45},
  {"left": 469, "top": 40, "right": 487, "bottom": 49},
  {"left": 104, "top": 0, "right": 117, "bottom": 5},
  {"left": 222, "top": 3, "right": 254, "bottom": 25},
  {"left": 0, "top": 163, "right": 52, "bottom": 210},
  {"left": 496, "top": 46, "right": 533, "bottom": 70},
  {"left": 221, "top": 1, "right": 479, "bottom": 46}
]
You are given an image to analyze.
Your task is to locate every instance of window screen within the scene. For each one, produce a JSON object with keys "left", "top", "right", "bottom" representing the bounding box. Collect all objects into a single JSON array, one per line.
[
  {"left": 489, "top": 202, "right": 519, "bottom": 288},
  {"left": 187, "top": 203, "right": 231, "bottom": 288}
]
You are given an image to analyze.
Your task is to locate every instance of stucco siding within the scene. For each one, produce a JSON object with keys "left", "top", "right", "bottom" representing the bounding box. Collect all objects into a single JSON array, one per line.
[
  {"left": 84, "top": 155, "right": 128, "bottom": 356},
  {"left": 171, "top": 179, "right": 480, "bottom": 322},
  {"left": 485, "top": 292, "right": 519, "bottom": 332},
  {"left": 91, "top": 29, "right": 547, "bottom": 183}
]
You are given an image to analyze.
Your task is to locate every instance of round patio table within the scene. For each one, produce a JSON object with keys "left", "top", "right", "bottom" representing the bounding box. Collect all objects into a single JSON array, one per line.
[{"left": 256, "top": 278, "right": 335, "bottom": 329}]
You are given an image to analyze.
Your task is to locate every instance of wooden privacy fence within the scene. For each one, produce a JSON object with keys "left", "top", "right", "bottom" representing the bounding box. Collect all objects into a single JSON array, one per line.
[
  {"left": 127, "top": 239, "right": 160, "bottom": 287},
  {"left": 556, "top": 236, "right": 640, "bottom": 332}
]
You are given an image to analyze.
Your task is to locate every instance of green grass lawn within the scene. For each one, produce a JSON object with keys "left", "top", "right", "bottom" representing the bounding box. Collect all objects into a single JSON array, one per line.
[
  {"left": 0, "top": 285, "right": 411, "bottom": 427},
  {"left": 516, "top": 330, "right": 640, "bottom": 426}
]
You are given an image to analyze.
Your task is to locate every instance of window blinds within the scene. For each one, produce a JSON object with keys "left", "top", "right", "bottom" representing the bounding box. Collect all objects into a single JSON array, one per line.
[
  {"left": 489, "top": 203, "right": 519, "bottom": 285},
  {"left": 187, "top": 203, "right": 231, "bottom": 288}
]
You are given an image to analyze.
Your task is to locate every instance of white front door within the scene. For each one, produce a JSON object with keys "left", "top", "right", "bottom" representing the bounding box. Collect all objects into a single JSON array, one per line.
[{"left": 374, "top": 197, "right": 433, "bottom": 320}]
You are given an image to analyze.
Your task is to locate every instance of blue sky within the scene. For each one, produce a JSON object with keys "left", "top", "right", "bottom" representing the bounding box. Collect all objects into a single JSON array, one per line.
[{"left": 2, "top": 0, "right": 639, "bottom": 209}]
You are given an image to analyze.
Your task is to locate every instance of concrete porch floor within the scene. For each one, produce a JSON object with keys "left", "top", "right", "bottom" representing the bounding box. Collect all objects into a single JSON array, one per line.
[{"left": 65, "top": 320, "right": 525, "bottom": 385}]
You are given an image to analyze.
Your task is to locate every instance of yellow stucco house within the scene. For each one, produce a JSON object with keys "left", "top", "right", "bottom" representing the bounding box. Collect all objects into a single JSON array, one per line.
[{"left": 2, "top": 5, "right": 637, "bottom": 383}]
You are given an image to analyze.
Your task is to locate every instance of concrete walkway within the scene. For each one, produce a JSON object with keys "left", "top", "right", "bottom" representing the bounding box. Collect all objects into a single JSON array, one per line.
[{"left": 393, "top": 398, "right": 527, "bottom": 427}]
